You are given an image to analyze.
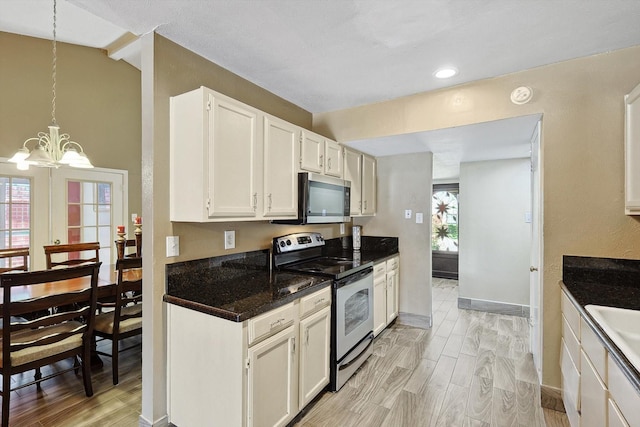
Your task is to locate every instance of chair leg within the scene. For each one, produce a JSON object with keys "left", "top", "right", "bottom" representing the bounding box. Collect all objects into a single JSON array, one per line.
[
  {"left": 3, "top": 368, "right": 11, "bottom": 426},
  {"left": 35, "top": 367, "right": 43, "bottom": 390},
  {"left": 112, "top": 339, "right": 119, "bottom": 385},
  {"left": 82, "top": 343, "right": 94, "bottom": 397}
]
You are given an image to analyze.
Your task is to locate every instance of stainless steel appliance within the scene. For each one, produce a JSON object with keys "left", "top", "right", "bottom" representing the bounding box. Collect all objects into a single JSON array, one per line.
[
  {"left": 272, "top": 232, "right": 374, "bottom": 391},
  {"left": 352, "top": 225, "right": 362, "bottom": 251},
  {"left": 271, "top": 172, "right": 351, "bottom": 224}
]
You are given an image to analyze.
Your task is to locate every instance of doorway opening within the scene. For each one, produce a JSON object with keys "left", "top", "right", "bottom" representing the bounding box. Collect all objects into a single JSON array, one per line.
[{"left": 432, "top": 183, "right": 459, "bottom": 279}]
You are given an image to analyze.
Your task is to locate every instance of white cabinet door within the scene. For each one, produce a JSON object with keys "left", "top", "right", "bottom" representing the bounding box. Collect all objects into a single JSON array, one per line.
[
  {"left": 247, "top": 325, "right": 297, "bottom": 427},
  {"left": 324, "top": 139, "right": 343, "bottom": 178},
  {"left": 386, "top": 268, "right": 399, "bottom": 323},
  {"left": 210, "top": 95, "right": 261, "bottom": 218},
  {"left": 361, "top": 154, "right": 377, "bottom": 216},
  {"left": 299, "top": 306, "right": 330, "bottom": 410},
  {"left": 344, "top": 148, "right": 362, "bottom": 216},
  {"left": 580, "top": 350, "right": 607, "bottom": 427},
  {"left": 373, "top": 273, "right": 387, "bottom": 336},
  {"left": 300, "top": 131, "right": 324, "bottom": 173},
  {"left": 625, "top": 82, "right": 640, "bottom": 214},
  {"left": 263, "top": 116, "right": 298, "bottom": 218}
]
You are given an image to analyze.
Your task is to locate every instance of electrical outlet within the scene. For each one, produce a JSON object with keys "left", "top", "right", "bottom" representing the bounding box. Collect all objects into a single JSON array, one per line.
[{"left": 224, "top": 230, "right": 235, "bottom": 250}]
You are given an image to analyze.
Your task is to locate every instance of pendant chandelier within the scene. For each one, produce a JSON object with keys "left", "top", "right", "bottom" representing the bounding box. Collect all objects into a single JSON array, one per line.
[{"left": 9, "top": 0, "right": 93, "bottom": 170}]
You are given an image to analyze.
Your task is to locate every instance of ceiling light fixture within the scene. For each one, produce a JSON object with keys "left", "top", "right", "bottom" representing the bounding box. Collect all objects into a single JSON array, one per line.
[
  {"left": 9, "top": 0, "right": 93, "bottom": 170},
  {"left": 434, "top": 67, "right": 458, "bottom": 79}
]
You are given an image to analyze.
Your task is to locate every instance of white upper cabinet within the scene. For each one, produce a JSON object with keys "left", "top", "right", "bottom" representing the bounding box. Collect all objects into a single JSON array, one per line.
[
  {"left": 625, "top": 82, "right": 640, "bottom": 215},
  {"left": 300, "top": 130, "right": 343, "bottom": 178},
  {"left": 343, "top": 147, "right": 376, "bottom": 217},
  {"left": 300, "top": 130, "right": 324, "bottom": 173},
  {"left": 324, "top": 139, "right": 343, "bottom": 178},
  {"left": 362, "top": 154, "right": 377, "bottom": 216},
  {"left": 343, "top": 148, "right": 362, "bottom": 216},
  {"left": 263, "top": 115, "right": 299, "bottom": 218},
  {"left": 170, "top": 86, "right": 298, "bottom": 222}
]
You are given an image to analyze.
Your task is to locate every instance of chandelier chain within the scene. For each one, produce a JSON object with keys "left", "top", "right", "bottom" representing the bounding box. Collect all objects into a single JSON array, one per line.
[{"left": 51, "top": 0, "right": 57, "bottom": 125}]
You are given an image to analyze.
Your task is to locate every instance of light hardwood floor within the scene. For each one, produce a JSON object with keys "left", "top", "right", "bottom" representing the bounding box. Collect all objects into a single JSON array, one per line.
[
  {"left": 295, "top": 278, "right": 570, "bottom": 427},
  {"left": 6, "top": 335, "right": 142, "bottom": 426},
  {"left": 5, "top": 279, "right": 570, "bottom": 426}
]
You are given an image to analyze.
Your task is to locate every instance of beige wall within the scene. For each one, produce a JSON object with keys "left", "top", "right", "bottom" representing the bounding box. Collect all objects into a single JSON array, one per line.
[
  {"left": 355, "top": 152, "right": 433, "bottom": 319},
  {"left": 0, "top": 32, "right": 142, "bottom": 217},
  {"left": 142, "top": 34, "right": 347, "bottom": 422},
  {"left": 314, "top": 46, "right": 640, "bottom": 388}
]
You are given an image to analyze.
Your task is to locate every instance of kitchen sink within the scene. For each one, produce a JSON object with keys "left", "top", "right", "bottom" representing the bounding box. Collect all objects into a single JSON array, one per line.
[{"left": 585, "top": 305, "right": 640, "bottom": 371}]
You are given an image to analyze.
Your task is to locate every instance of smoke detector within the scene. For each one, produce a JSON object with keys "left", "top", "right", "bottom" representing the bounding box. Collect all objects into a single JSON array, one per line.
[{"left": 510, "top": 86, "right": 533, "bottom": 105}]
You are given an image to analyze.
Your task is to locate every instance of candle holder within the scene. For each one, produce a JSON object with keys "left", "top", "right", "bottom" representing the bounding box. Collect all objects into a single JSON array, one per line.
[{"left": 133, "top": 220, "right": 142, "bottom": 257}]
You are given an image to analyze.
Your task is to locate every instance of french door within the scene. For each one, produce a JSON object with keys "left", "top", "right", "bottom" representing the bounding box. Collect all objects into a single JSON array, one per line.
[{"left": 51, "top": 168, "right": 127, "bottom": 265}]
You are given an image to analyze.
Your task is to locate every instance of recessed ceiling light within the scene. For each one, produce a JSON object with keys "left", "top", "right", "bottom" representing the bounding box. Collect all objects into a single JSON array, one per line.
[{"left": 434, "top": 67, "right": 458, "bottom": 79}]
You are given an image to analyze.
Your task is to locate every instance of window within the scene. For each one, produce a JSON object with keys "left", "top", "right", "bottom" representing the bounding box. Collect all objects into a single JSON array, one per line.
[
  {"left": 0, "top": 176, "right": 31, "bottom": 269},
  {"left": 432, "top": 184, "right": 459, "bottom": 252}
]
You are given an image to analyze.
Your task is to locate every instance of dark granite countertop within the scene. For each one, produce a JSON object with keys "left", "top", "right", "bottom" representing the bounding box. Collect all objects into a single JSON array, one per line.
[
  {"left": 163, "top": 250, "right": 331, "bottom": 322},
  {"left": 163, "top": 236, "right": 399, "bottom": 323},
  {"left": 561, "top": 255, "right": 640, "bottom": 393}
]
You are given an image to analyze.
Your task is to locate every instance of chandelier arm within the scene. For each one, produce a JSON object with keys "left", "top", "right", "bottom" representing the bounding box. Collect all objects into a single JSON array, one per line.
[{"left": 60, "top": 140, "right": 86, "bottom": 153}]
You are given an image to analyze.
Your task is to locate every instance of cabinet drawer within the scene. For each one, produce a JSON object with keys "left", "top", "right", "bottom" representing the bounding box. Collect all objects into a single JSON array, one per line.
[
  {"left": 581, "top": 317, "right": 607, "bottom": 382},
  {"left": 373, "top": 262, "right": 386, "bottom": 278},
  {"left": 561, "top": 290, "right": 580, "bottom": 340},
  {"left": 608, "top": 354, "right": 640, "bottom": 427},
  {"left": 609, "top": 398, "right": 630, "bottom": 427},
  {"left": 248, "top": 302, "right": 297, "bottom": 346},
  {"left": 299, "top": 287, "right": 331, "bottom": 319},
  {"left": 562, "top": 314, "right": 581, "bottom": 371},
  {"left": 580, "top": 349, "right": 607, "bottom": 427},
  {"left": 386, "top": 257, "right": 399, "bottom": 271},
  {"left": 561, "top": 338, "right": 580, "bottom": 414}
]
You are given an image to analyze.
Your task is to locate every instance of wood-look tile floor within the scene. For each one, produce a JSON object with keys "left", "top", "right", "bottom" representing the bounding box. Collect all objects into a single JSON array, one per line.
[
  {"left": 5, "top": 335, "right": 142, "bottom": 426},
  {"left": 295, "top": 278, "right": 570, "bottom": 427}
]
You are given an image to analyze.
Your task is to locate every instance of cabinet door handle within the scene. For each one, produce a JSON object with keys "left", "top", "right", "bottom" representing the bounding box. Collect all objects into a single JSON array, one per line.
[
  {"left": 268, "top": 193, "right": 272, "bottom": 210},
  {"left": 364, "top": 200, "right": 367, "bottom": 210},
  {"left": 305, "top": 328, "right": 309, "bottom": 346},
  {"left": 253, "top": 193, "right": 257, "bottom": 210},
  {"left": 319, "top": 154, "right": 324, "bottom": 168},
  {"left": 328, "top": 158, "right": 332, "bottom": 170},
  {"left": 314, "top": 297, "right": 326, "bottom": 306},
  {"left": 292, "top": 337, "right": 296, "bottom": 354}
]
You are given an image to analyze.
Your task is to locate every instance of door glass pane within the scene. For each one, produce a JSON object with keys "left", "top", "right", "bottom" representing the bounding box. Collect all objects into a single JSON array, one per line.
[
  {"left": 0, "top": 175, "right": 31, "bottom": 269},
  {"left": 68, "top": 181, "right": 81, "bottom": 203},
  {"left": 66, "top": 180, "right": 112, "bottom": 260},
  {"left": 432, "top": 189, "right": 459, "bottom": 252},
  {"left": 344, "top": 289, "right": 370, "bottom": 336}
]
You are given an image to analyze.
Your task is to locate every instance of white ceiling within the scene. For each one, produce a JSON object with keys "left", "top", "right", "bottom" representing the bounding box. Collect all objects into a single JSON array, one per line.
[{"left": 2, "top": 0, "right": 639, "bottom": 178}]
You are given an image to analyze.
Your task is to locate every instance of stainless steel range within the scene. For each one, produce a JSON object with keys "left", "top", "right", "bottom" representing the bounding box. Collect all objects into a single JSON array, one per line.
[{"left": 272, "top": 232, "right": 374, "bottom": 391}]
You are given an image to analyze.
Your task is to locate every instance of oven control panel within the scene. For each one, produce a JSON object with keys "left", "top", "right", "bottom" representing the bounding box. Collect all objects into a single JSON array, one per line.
[{"left": 273, "top": 232, "right": 325, "bottom": 253}]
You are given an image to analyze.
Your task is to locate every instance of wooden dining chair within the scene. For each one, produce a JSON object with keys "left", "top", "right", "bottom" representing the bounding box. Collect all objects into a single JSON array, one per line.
[
  {"left": 115, "top": 238, "right": 140, "bottom": 259},
  {"left": 94, "top": 256, "right": 142, "bottom": 385},
  {"left": 0, "top": 262, "right": 101, "bottom": 426},
  {"left": 44, "top": 242, "right": 100, "bottom": 269},
  {"left": 0, "top": 247, "right": 29, "bottom": 274}
]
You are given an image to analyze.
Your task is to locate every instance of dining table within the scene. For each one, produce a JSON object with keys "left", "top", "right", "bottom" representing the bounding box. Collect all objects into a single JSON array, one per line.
[
  {"left": 0, "top": 262, "right": 142, "bottom": 367},
  {"left": 0, "top": 262, "right": 141, "bottom": 308}
]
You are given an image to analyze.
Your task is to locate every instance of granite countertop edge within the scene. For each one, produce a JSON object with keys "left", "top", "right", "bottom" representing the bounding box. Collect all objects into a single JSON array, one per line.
[
  {"left": 560, "top": 280, "right": 640, "bottom": 394},
  {"left": 163, "top": 280, "right": 331, "bottom": 322}
]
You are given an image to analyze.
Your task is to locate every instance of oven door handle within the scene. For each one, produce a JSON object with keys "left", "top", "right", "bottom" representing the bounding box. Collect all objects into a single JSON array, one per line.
[
  {"left": 338, "top": 333, "right": 373, "bottom": 371},
  {"left": 335, "top": 268, "right": 373, "bottom": 289}
]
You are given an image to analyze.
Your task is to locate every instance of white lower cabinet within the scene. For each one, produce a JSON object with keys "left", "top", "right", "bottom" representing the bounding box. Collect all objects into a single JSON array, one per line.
[
  {"left": 580, "top": 349, "right": 607, "bottom": 427},
  {"left": 167, "top": 286, "right": 331, "bottom": 427},
  {"left": 372, "top": 256, "right": 399, "bottom": 337},
  {"left": 298, "top": 306, "right": 331, "bottom": 409},
  {"left": 372, "top": 261, "right": 387, "bottom": 336},
  {"left": 561, "top": 288, "right": 640, "bottom": 427},
  {"left": 247, "top": 325, "right": 297, "bottom": 427}
]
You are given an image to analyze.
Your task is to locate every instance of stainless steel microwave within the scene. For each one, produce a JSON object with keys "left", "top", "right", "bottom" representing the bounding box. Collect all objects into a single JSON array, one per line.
[{"left": 273, "top": 172, "right": 351, "bottom": 224}]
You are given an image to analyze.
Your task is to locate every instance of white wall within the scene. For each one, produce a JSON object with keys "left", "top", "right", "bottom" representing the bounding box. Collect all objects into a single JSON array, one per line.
[
  {"left": 355, "top": 152, "right": 433, "bottom": 320},
  {"left": 459, "top": 158, "right": 531, "bottom": 306}
]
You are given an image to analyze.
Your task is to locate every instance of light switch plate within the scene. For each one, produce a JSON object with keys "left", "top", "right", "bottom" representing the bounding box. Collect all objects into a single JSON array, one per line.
[
  {"left": 131, "top": 213, "right": 138, "bottom": 223},
  {"left": 166, "top": 236, "right": 179, "bottom": 257},
  {"left": 224, "top": 230, "right": 235, "bottom": 250},
  {"left": 404, "top": 209, "right": 412, "bottom": 219},
  {"left": 416, "top": 213, "right": 424, "bottom": 224}
]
